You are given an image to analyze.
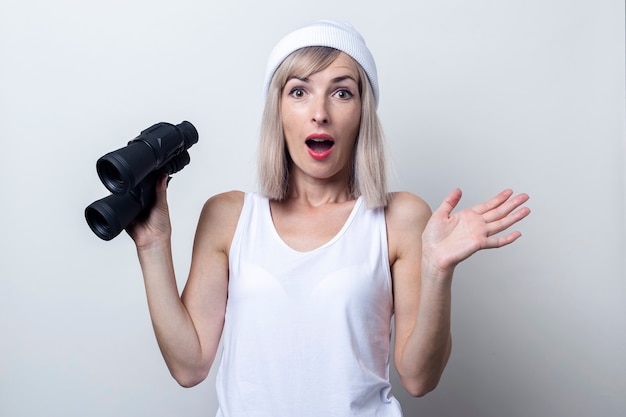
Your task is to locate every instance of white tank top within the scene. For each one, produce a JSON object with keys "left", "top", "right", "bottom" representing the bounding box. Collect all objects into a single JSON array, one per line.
[{"left": 215, "top": 192, "right": 403, "bottom": 417}]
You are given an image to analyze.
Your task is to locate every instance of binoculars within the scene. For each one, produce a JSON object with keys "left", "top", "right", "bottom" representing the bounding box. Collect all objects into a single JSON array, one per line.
[{"left": 85, "top": 121, "right": 199, "bottom": 241}]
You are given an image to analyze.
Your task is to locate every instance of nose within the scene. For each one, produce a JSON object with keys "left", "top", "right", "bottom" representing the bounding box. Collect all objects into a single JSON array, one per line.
[{"left": 311, "top": 95, "right": 329, "bottom": 125}]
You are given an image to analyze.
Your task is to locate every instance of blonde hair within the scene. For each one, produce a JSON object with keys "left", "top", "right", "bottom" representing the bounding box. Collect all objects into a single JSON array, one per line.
[{"left": 257, "top": 46, "right": 388, "bottom": 208}]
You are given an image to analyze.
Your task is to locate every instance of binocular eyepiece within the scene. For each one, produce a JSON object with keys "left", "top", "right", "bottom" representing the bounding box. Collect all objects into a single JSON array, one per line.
[{"left": 85, "top": 121, "right": 198, "bottom": 241}]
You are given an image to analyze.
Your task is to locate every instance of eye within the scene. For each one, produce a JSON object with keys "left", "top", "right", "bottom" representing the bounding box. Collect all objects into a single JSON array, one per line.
[
  {"left": 288, "top": 87, "right": 306, "bottom": 98},
  {"left": 334, "top": 89, "right": 353, "bottom": 100}
]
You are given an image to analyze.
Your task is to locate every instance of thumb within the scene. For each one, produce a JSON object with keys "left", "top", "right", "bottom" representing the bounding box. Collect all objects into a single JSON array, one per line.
[
  {"left": 154, "top": 174, "right": 169, "bottom": 206},
  {"left": 435, "top": 188, "right": 462, "bottom": 218}
]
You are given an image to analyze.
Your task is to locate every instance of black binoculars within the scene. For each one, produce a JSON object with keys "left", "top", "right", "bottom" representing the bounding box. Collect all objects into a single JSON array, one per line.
[{"left": 85, "top": 121, "right": 199, "bottom": 241}]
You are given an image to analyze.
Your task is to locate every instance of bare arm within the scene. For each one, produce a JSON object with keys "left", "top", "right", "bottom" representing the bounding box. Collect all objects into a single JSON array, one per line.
[
  {"left": 128, "top": 176, "right": 243, "bottom": 387},
  {"left": 387, "top": 189, "right": 530, "bottom": 397},
  {"left": 387, "top": 192, "right": 450, "bottom": 397}
]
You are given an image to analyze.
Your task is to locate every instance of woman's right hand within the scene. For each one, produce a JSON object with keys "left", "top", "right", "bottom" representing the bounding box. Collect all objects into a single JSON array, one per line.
[{"left": 126, "top": 174, "right": 173, "bottom": 249}]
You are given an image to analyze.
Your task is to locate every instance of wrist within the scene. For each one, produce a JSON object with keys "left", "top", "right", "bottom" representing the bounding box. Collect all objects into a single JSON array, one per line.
[
  {"left": 135, "top": 235, "right": 172, "bottom": 254},
  {"left": 421, "top": 250, "right": 455, "bottom": 286},
  {"left": 421, "top": 243, "right": 456, "bottom": 272}
]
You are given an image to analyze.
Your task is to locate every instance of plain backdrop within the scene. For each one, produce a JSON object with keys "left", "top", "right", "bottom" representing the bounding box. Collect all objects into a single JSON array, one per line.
[{"left": 1, "top": 1, "right": 624, "bottom": 416}]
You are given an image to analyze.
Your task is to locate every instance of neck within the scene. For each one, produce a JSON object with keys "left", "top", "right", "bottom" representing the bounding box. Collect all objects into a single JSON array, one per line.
[{"left": 286, "top": 170, "right": 353, "bottom": 207}]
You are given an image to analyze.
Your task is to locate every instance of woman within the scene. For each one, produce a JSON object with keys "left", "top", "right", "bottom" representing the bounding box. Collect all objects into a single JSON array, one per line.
[{"left": 129, "top": 20, "right": 530, "bottom": 416}]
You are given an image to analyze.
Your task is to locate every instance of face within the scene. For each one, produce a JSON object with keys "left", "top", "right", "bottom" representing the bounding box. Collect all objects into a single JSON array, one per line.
[{"left": 280, "top": 52, "right": 362, "bottom": 185}]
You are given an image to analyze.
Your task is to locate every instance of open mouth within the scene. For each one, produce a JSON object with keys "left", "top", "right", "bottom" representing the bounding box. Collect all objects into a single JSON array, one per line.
[
  {"left": 305, "top": 134, "right": 335, "bottom": 160},
  {"left": 306, "top": 138, "right": 334, "bottom": 153}
]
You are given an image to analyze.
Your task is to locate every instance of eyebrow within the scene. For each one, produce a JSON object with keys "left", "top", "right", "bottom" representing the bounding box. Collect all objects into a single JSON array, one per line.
[
  {"left": 288, "top": 75, "right": 359, "bottom": 84},
  {"left": 331, "top": 75, "right": 359, "bottom": 84}
]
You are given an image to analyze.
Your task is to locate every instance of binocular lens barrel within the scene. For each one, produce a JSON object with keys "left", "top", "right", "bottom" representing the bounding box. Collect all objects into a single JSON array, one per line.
[
  {"left": 96, "top": 141, "right": 156, "bottom": 195},
  {"left": 85, "top": 192, "right": 144, "bottom": 241},
  {"left": 96, "top": 121, "right": 199, "bottom": 195}
]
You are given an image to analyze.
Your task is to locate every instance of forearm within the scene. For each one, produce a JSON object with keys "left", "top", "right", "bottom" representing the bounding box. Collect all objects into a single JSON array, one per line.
[
  {"left": 136, "top": 240, "right": 206, "bottom": 386},
  {"left": 396, "top": 259, "right": 453, "bottom": 396}
]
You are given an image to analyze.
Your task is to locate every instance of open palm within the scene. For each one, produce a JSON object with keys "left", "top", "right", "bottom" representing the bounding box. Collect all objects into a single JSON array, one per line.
[{"left": 422, "top": 189, "right": 531, "bottom": 272}]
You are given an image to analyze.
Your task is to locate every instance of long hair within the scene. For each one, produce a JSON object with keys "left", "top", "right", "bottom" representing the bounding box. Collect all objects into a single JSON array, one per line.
[{"left": 257, "top": 46, "right": 388, "bottom": 208}]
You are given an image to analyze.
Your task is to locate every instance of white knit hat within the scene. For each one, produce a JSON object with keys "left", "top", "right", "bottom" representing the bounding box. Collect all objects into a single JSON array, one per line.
[{"left": 263, "top": 19, "right": 379, "bottom": 106}]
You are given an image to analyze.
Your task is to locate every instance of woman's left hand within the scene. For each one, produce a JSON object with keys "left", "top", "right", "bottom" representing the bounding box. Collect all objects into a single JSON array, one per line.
[{"left": 421, "top": 188, "right": 531, "bottom": 273}]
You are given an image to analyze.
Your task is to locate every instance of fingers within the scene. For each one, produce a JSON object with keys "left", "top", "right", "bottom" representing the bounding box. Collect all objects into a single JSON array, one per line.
[
  {"left": 440, "top": 188, "right": 529, "bottom": 220},
  {"left": 459, "top": 188, "right": 531, "bottom": 248},
  {"left": 484, "top": 230, "right": 523, "bottom": 249},
  {"left": 486, "top": 205, "right": 531, "bottom": 237},
  {"left": 475, "top": 190, "right": 529, "bottom": 222},
  {"left": 472, "top": 189, "right": 514, "bottom": 215},
  {"left": 484, "top": 192, "right": 529, "bottom": 225}
]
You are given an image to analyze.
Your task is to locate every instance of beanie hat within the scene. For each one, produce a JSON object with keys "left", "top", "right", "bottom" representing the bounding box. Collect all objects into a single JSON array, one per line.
[{"left": 263, "top": 20, "right": 379, "bottom": 106}]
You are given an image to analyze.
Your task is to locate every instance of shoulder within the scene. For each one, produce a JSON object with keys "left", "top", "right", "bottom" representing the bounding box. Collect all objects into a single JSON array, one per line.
[
  {"left": 202, "top": 190, "right": 245, "bottom": 215},
  {"left": 385, "top": 191, "right": 432, "bottom": 230},
  {"left": 385, "top": 192, "right": 432, "bottom": 264},
  {"left": 195, "top": 191, "right": 245, "bottom": 253}
]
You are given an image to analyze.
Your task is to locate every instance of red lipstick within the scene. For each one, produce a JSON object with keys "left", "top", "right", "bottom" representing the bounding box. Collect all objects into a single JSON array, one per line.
[{"left": 305, "top": 134, "right": 335, "bottom": 160}]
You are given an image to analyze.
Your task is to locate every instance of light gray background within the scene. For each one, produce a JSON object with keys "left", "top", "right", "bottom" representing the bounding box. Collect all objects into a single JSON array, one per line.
[{"left": 1, "top": 0, "right": 624, "bottom": 416}]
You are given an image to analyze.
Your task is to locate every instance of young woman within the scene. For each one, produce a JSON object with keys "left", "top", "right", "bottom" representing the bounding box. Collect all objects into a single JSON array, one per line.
[{"left": 128, "top": 20, "right": 530, "bottom": 417}]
